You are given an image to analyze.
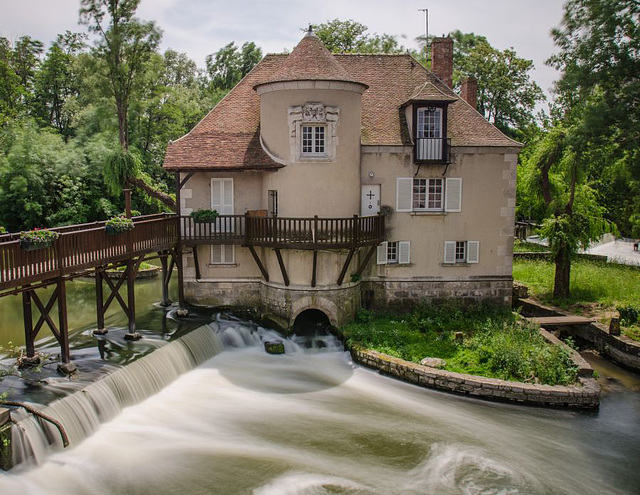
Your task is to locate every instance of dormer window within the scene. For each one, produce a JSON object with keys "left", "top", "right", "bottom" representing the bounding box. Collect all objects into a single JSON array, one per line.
[
  {"left": 413, "top": 103, "right": 450, "bottom": 164},
  {"left": 289, "top": 102, "right": 339, "bottom": 162}
]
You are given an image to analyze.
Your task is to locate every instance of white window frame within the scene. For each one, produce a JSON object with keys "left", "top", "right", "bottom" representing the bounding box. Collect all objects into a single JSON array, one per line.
[
  {"left": 377, "top": 241, "right": 410, "bottom": 265},
  {"left": 396, "top": 177, "right": 461, "bottom": 213},
  {"left": 444, "top": 240, "right": 479, "bottom": 264},
  {"left": 417, "top": 107, "right": 442, "bottom": 139},
  {"left": 301, "top": 125, "right": 326, "bottom": 156},
  {"left": 211, "top": 244, "right": 235, "bottom": 265}
]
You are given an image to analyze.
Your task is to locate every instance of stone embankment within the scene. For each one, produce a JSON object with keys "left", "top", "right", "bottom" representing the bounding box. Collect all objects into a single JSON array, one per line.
[{"left": 348, "top": 342, "right": 600, "bottom": 409}]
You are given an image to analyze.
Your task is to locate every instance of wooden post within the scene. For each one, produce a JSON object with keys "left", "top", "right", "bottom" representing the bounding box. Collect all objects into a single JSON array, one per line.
[
  {"left": 56, "top": 279, "right": 70, "bottom": 364},
  {"left": 124, "top": 260, "right": 140, "bottom": 340},
  {"left": 159, "top": 253, "right": 171, "bottom": 306},
  {"left": 175, "top": 172, "right": 187, "bottom": 315},
  {"left": 94, "top": 269, "right": 108, "bottom": 335},
  {"left": 311, "top": 250, "right": 318, "bottom": 287},
  {"left": 22, "top": 290, "right": 35, "bottom": 358},
  {"left": 124, "top": 189, "right": 132, "bottom": 218}
]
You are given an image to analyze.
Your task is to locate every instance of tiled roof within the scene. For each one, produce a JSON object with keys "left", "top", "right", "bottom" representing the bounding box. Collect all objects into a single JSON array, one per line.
[
  {"left": 405, "top": 81, "right": 457, "bottom": 103},
  {"left": 255, "top": 29, "right": 366, "bottom": 89},
  {"left": 163, "top": 41, "right": 519, "bottom": 171}
]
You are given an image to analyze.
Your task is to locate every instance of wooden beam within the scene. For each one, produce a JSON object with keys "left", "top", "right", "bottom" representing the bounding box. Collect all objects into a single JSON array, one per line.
[
  {"left": 192, "top": 246, "right": 201, "bottom": 280},
  {"left": 337, "top": 248, "right": 356, "bottom": 286},
  {"left": 103, "top": 270, "right": 129, "bottom": 314},
  {"left": 22, "top": 290, "right": 35, "bottom": 358},
  {"left": 354, "top": 245, "right": 377, "bottom": 278},
  {"left": 274, "top": 249, "right": 289, "bottom": 286},
  {"left": 57, "top": 279, "right": 70, "bottom": 364},
  {"left": 159, "top": 252, "right": 172, "bottom": 306},
  {"left": 248, "top": 246, "right": 269, "bottom": 282},
  {"left": 95, "top": 269, "right": 107, "bottom": 334},
  {"left": 311, "top": 250, "right": 317, "bottom": 287},
  {"left": 31, "top": 289, "right": 60, "bottom": 340},
  {"left": 179, "top": 172, "right": 195, "bottom": 190}
]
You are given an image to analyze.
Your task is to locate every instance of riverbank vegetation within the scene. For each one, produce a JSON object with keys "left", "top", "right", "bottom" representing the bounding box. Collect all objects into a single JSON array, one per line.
[
  {"left": 340, "top": 303, "right": 578, "bottom": 386},
  {"left": 513, "top": 258, "right": 640, "bottom": 341}
]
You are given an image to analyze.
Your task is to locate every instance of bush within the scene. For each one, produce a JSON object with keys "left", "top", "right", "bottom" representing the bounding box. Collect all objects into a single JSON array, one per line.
[
  {"left": 618, "top": 305, "right": 639, "bottom": 326},
  {"left": 190, "top": 209, "right": 219, "bottom": 223}
]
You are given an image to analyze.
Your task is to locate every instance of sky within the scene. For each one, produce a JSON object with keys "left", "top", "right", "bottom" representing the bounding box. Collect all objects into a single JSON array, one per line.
[{"left": 0, "top": 0, "right": 566, "bottom": 102}]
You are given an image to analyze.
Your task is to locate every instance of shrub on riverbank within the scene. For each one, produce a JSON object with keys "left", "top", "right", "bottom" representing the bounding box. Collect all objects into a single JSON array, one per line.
[{"left": 341, "top": 303, "right": 578, "bottom": 386}]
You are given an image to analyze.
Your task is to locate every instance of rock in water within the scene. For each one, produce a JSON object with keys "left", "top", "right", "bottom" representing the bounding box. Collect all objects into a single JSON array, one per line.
[{"left": 264, "top": 341, "right": 285, "bottom": 354}]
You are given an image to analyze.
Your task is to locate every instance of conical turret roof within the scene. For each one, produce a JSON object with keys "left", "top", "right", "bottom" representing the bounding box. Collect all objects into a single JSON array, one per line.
[{"left": 255, "top": 27, "right": 367, "bottom": 89}]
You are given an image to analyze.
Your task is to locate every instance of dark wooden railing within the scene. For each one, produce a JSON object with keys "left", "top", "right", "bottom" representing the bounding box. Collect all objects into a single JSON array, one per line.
[
  {"left": 0, "top": 215, "right": 178, "bottom": 291},
  {"left": 180, "top": 214, "right": 385, "bottom": 250},
  {"left": 414, "top": 137, "right": 451, "bottom": 163}
]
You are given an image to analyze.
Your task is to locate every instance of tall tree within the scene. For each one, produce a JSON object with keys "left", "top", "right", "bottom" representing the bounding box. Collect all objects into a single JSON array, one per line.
[
  {"left": 0, "top": 38, "right": 23, "bottom": 125},
  {"left": 79, "top": 0, "right": 174, "bottom": 209},
  {"left": 205, "top": 41, "right": 262, "bottom": 91},
  {"left": 548, "top": 0, "right": 640, "bottom": 236}
]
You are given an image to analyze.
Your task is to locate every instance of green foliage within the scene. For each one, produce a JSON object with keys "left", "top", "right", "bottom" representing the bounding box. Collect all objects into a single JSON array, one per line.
[
  {"left": 19, "top": 228, "right": 59, "bottom": 244},
  {"left": 617, "top": 305, "right": 639, "bottom": 327},
  {"left": 205, "top": 41, "right": 262, "bottom": 91},
  {"left": 105, "top": 215, "right": 134, "bottom": 233},
  {"left": 103, "top": 148, "right": 141, "bottom": 195},
  {"left": 312, "top": 19, "right": 404, "bottom": 54},
  {"left": 341, "top": 303, "right": 578, "bottom": 385},
  {"left": 0, "top": 226, "right": 6, "bottom": 234},
  {"left": 190, "top": 209, "right": 219, "bottom": 223}
]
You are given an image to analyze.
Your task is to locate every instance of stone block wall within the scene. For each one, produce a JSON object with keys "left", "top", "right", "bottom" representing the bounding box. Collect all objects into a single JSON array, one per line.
[{"left": 362, "top": 277, "right": 512, "bottom": 311}]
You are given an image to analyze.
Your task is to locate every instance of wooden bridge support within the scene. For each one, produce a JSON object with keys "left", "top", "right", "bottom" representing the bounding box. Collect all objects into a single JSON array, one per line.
[
  {"left": 159, "top": 251, "right": 175, "bottom": 307},
  {"left": 21, "top": 279, "right": 76, "bottom": 374}
]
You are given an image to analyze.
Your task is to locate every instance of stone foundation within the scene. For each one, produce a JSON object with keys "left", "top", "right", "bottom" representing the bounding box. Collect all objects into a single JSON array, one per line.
[{"left": 362, "top": 276, "right": 513, "bottom": 311}]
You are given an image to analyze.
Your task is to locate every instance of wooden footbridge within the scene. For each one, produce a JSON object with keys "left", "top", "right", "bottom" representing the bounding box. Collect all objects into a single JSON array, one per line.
[{"left": 0, "top": 213, "right": 184, "bottom": 373}]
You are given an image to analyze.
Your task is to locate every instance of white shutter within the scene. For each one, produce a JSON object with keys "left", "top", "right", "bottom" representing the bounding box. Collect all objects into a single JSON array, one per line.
[
  {"left": 398, "top": 241, "right": 411, "bottom": 264},
  {"left": 211, "top": 244, "right": 222, "bottom": 264},
  {"left": 444, "top": 241, "right": 456, "bottom": 264},
  {"left": 377, "top": 242, "right": 388, "bottom": 265},
  {"left": 211, "top": 179, "right": 222, "bottom": 211},
  {"left": 396, "top": 178, "right": 413, "bottom": 212},
  {"left": 222, "top": 179, "right": 234, "bottom": 215},
  {"left": 445, "top": 178, "right": 462, "bottom": 212},
  {"left": 467, "top": 241, "right": 479, "bottom": 263}
]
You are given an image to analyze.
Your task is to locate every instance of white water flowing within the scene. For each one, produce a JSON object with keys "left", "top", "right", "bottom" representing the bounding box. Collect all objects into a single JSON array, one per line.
[{"left": 1, "top": 315, "right": 639, "bottom": 494}]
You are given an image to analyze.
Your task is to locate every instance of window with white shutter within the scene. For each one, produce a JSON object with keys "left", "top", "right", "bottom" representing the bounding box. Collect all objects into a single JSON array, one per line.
[
  {"left": 211, "top": 178, "right": 234, "bottom": 232},
  {"left": 397, "top": 177, "right": 461, "bottom": 213},
  {"left": 444, "top": 240, "right": 479, "bottom": 264},
  {"left": 377, "top": 242, "right": 388, "bottom": 265},
  {"left": 377, "top": 241, "right": 410, "bottom": 265},
  {"left": 211, "top": 244, "right": 235, "bottom": 265},
  {"left": 444, "top": 178, "right": 462, "bottom": 212},
  {"left": 398, "top": 241, "right": 411, "bottom": 264}
]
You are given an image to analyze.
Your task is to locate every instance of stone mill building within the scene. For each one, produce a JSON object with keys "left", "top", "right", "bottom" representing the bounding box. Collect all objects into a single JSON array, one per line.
[{"left": 163, "top": 28, "right": 521, "bottom": 329}]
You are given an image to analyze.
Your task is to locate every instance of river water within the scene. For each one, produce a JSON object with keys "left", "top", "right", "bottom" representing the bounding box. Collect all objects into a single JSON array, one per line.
[{"left": 0, "top": 278, "right": 639, "bottom": 494}]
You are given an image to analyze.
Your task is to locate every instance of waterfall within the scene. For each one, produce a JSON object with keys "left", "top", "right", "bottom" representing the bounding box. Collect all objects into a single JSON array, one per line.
[{"left": 11, "top": 323, "right": 226, "bottom": 468}]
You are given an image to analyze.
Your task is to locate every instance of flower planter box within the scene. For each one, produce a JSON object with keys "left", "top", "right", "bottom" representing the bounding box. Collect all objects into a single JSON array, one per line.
[
  {"left": 20, "top": 239, "right": 52, "bottom": 251},
  {"left": 105, "top": 225, "right": 133, "bottom": 236}
]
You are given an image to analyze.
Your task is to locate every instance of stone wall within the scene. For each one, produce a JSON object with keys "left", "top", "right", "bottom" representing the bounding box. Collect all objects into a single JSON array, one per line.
[
  {"left": 517, "top": 298, "right": 640, "bottom": 372},
  {"left": 349, "top": 345, "right": 600, "bottom": 409},
  {"left": 362, "top": 276, "right": 512, "bottom": 311}
]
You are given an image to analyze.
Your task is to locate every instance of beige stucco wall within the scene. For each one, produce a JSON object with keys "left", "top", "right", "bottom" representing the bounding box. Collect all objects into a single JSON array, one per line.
[
  {"left": 259, "top": 88, "right": 362, "bottom": 217},
  {"left": 360, "top": 146, "right": 517, "bottom": 282}
]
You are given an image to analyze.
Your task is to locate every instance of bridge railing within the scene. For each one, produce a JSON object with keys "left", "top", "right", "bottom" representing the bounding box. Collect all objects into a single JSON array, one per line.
[{"left": 0, "top": 215, "right": 178, "bottom": 291}]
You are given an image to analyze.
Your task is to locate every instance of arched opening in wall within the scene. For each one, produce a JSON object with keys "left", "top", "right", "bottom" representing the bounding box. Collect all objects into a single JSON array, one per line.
[{"left": 292, "top": 309, "right": 332, "bottom": 349}]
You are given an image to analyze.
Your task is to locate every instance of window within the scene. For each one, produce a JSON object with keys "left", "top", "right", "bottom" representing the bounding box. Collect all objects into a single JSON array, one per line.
[
  {"left": 211, "top": 244, "right": 235, "bottom": 265},
  {"left": 444, "top": 241, "right": 479, "bottom": 264},
  {"left": 377, "top": 241, "right": 410, "bottom": 265},
  {"left": 301, "top": 125, "right": 326, "bottom": 155},
  {"left": 417, "top": 107, "right": 442, "bottom": 139},
  {"left": 412, "top": 178, "right": 443, "bottom": 210},
  {"left": 396, "top": 177, "right": 461, "bottom": 213},
  {"left": 268, "top": 190, "right": 278, "bottom": 216}
]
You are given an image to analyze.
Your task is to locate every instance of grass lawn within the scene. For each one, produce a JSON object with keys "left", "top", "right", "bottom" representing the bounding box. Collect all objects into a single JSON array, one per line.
[
  {"left": 513, "top": 258, "right": 640, "bottom": 340},
  {"left": 340, "top": 303, "right": 579, "bottom": 386}
]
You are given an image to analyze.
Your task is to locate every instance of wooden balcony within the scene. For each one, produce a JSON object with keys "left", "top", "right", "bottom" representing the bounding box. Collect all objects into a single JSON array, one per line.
[{"left": 180, "top": 214, "right": 385, "bottom": 250}]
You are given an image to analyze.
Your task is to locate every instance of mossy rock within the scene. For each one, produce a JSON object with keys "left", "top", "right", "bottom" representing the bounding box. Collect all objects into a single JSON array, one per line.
[{"left": 264, "top": 341, "right": 285, "bottom": 354}]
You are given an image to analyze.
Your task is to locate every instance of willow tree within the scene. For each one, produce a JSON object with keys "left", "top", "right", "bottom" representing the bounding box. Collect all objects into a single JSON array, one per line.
[
  {"left": 522, "top": 122, "right": 610, "bottom": 298},
  {"left": 80, "top": 0, "right": 175, "bottom": 209}
]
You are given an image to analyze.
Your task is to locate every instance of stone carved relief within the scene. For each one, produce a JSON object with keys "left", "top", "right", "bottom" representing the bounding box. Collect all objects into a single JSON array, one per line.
[{"left": 288, "top": 102, "right": 339, "bottom": 162}]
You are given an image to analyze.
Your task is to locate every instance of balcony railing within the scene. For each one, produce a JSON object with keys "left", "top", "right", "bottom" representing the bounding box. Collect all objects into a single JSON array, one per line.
[
  {"left": 414, "top": 137, "right": 451, "bottom": 163},
  {"left": 180, "top": 214, "right": 385, "bottom": 250}
]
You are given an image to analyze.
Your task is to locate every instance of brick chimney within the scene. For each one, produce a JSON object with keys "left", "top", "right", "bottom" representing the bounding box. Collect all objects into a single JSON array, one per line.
[
  {"left": 430, "top": 37, "right": 453, "bottom": 88},
  {"left": 460, "top": 76, "right": 478, "bottom": 109}
]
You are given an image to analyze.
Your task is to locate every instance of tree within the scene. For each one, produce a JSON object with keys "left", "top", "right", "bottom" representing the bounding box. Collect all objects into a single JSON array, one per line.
[
  {"left": 312, "top": 19, "right": 404, "bottom": 54},
  {"left": 451, "top": 32, "right": 545, "bottom": 136},
  {"left": 548, "top": 0, "right": 640, "bottom": 237},
  {"left": 0, "top": 38, "right": 23, "bottom": 125},
  {"left": 205, "top": 41, "right": 262, "bottom": 91},
  {"left": 79, "top": 0, "right": 174, "bottom": 209}
]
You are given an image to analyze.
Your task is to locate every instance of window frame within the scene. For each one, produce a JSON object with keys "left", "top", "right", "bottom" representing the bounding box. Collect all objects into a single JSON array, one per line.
[
  {"left": 444, "top": 240, "right": 479, "bottom": 265},
  {"left": 377, "top": 241, "right": 411, "bottom": 265},
  {"left": 413, "top": 102, "right": 449, "bottom": 163},
  {"left": 211, "top": 244, "right": 235, "bottom": 265},
  {"left": 301, "top": 124, "right": 327, "bottom": 157},
  {"left": 397, "top": 177, "right": 461, "bottom": 213}
]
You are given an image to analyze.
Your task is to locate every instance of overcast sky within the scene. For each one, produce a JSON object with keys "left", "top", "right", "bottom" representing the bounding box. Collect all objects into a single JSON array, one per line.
[{"left": 0, "top": 0, "right": 566, "bottom": 101}]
